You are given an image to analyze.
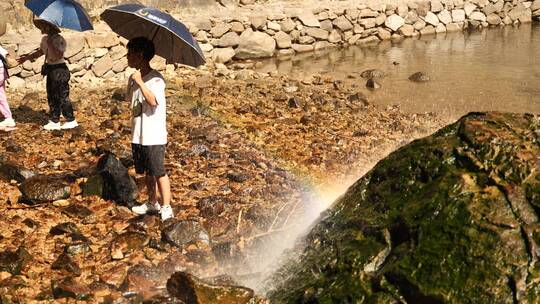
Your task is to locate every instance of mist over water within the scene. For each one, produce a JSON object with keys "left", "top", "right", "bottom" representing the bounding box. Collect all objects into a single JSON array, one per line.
[{"left": 234, "top": 144, "right": 401, "bottom": 293}]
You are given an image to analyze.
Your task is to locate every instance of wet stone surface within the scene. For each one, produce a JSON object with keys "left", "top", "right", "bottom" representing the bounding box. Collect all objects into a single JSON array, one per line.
[
  {"left": 167, "top": 271, "right": 255, "bottom": 304},
  {"left": 19, "top": 174, "right": 72, "bottom": 203},
  {"left": 51, "top": 252, "right": 81, "bottom": 276},
  {"left": 52, "top": 277, "right": 91, "bottom": 300},
  {"left": 49, "top": 222, "right": 79, "bottom": 236},
  {"left": 408, "top": 71, "right": 430, "bottom": 82},
  {"left": 0, "top": 247, "right": 32, "bottom": 275},
  {"left": 162, "top": 220, "right": 211, "bottom": 247}
]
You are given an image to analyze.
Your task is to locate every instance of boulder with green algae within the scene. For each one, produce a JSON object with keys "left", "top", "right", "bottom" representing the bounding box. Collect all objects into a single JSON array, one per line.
[
  {"left": 167, "top": 272, "right": 256, "bottom": 304},
  {"left": 268, "top": 112, "right": 540, "bottom": 303}
]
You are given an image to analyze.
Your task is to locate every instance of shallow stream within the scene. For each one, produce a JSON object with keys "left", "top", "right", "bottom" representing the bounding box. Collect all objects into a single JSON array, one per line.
[{"left": 257, "top": 24, "right": 540, "bottom": 119}]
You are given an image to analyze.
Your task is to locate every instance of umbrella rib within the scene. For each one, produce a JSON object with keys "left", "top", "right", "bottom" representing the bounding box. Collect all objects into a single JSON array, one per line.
[{"left": 151, "top": 26, "right": 160, "bottom": 41}]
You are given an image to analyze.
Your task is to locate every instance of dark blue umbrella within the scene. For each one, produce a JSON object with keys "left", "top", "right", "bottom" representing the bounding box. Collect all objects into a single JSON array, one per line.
[
  {"left": 100, "top": 4, "right": 205, "bottom": 67},
  {"left": 25, "top": 0, "right": 93, "bottom": 32}
]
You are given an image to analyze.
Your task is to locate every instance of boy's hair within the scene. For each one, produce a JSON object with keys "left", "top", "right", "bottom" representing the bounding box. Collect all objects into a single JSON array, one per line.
[{"left": 127, "top": 37, "right": 155, "bottom": 61}]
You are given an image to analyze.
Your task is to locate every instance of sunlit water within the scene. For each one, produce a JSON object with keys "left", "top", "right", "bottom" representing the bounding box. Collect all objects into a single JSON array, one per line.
[{"left": 257, "top": 24, "right": 540, "bottom": 119}]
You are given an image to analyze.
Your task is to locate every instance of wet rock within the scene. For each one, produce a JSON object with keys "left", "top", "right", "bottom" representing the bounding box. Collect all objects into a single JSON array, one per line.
[
  {"left": 51, "top": 253, "right": 81, "bottom": 276},
  {"left": 269, "top": 112, "right": 540, "bottom": 303},
  {"left": 81, "top": 174, "right": 103, "bottom": 197},
  {"left": 0, "top": 275, "right": 28, "bottom": 290},
  {"left": 144, "top": 295, "right": 185, "bottom": 303},
  {"left": 4, "top": 139, "right": 23, "bottom": 153},
  {"left": 50, "top": 222, "right": 79, "bottom": 236},
  {"left": 122, "top": 264, "right": 168, "bottom": 298},
  {"left": 408, "top": 71, "right": 430, "bottom": 82},
  {"left": 0, "top": 247, "right": 32, "bottom": 275},
  {"left": 83, "top": 153, "right": 138, "bottom": 206},
  {"left": 299, "top": 115, "right": 311, "bottom": 125},
  {"left": 70, "top": 233, "right": 90, "bottom": 243},
  {"left": 347, "top": 92, "right": 369, "bottom": 105},
  {"left": 353, "top": 129, "right": 370, "bottom": 137},
  {"left": 167, "top": 272, "right": 255, "bottom": 304},
  {"left": 226, "top": 172, "right": 250, "bottom": 183},
  {"left": 0, "top": 160, "right": 35, "bottom": 183},
  {"left": 204, "top": 274, "right": 239, "bottom": 286},
  {"left": 111, "top": 88, "right": 126, "bottom": 101},
  {"left": 197, "top": 196, "right": 226, "bottom": 218},
  {"left": 100, "top": 263, "right": 128, "bottom": 288},
  {"left": 360, "top": 69, "right": 386, "bottom": 79},
  {"left": 191, "top": 144, "right": 210, "bottom": 157},
  {"left": 111, "top": 231, "right": 150, "bottom": 256},
  {"left": 94, "top": 139, "right": 133, "bottom": 167},
  {"left": 162, "top": 220, "right": 210, "bottom": 247},
  {"left": 62, "top": 204, "right": 94, "bottom": 220},
  {"left": 19, "top": 174, "right": 72, "bottom": 204},
  {"left": 65, "top": 242, "right": 91, "bottom": 256},
  {"left": 110, "top": 105, "right": 122, "bottom": 116},
  {"left": 288, "top": 97, "right": 302, "bottom": 108},
  {"left": 22, "top": 218, "right": 38, "bottom": 228},
  {"left": 366, "top": 78, "right": 381, "bottom": 90},
  {"left": 157, "top": 251, "right": 187, "bottom": 276},
  {"left": 189, "top": 181, "right": 207, "bottom": 190},
  {"left": 52, "top": 277, "right": 91, "bottom": 300}
]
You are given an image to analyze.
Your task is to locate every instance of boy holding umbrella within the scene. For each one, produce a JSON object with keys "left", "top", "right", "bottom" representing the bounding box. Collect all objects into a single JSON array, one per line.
[
  {"left": 101, "top": 4, "right": 207, "bottom": 220},
  {"left": 125, "top": 37, "right": 173, "bottom": 221}
]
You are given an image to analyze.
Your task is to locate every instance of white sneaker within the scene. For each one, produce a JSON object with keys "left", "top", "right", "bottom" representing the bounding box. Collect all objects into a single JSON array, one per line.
[
  {"left": 132, "top": 201, "right": 161, "bottom": 215},
  {"left": 0, "top": 118, "right": 15, "bottom": 128},
  {"left": 160, "top": 204, "right": 174, "bottom": 221},
  {"left": 61, "top": 120, "right": 79, "bottom": 129},
  {"left": 43, "top": 121, "right": 62, "bottom": 130}
]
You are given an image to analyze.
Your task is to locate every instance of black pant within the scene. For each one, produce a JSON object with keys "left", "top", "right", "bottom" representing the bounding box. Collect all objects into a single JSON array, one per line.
[
  {"left": 132, "top": 144, "right": 167, "bottom": 177},
  {"left": 45, "top": 64, "right": 74, "bottom": 123}
]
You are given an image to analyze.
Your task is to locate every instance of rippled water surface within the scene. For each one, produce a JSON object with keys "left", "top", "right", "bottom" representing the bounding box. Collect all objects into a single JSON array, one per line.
[{"left": 257, "top": 24, "right": 540, "bottom": 118}]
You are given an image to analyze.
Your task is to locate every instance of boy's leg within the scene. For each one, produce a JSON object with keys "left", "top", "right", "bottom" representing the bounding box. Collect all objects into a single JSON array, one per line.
[
  {"left": 46, "top": 69, "right": 61, "bottom": 123},
  {"left": 157, "top": 174, "right": 171, "bottom": 206},
  {"left": 145, "top": 174, "right": 158, "bottom": 203},
  {"left": 0, "top": 70, "right": 13, "bottom": 120},
  {"left": 132, "top": 144, "right": 160, "bottom": 214},
  {"left": 57, "top": 66, "right": 75, "bottom": 122},
  {"left": 145, "top": 145, "right": 173, "bottom": 220}
]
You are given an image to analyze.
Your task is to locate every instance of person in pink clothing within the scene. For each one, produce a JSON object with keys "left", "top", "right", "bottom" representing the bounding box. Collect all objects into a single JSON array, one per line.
[{"left": 0, "top": 17, "right": 16, "bottom": 130}]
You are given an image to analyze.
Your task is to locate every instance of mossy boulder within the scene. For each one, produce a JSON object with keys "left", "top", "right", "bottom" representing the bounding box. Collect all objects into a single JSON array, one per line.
[
  {"left": 269, "top": 112, "right": 540, "bottom": 303},
  {"left": 167, "top": 271, "right": 255, "bottom": 304}
]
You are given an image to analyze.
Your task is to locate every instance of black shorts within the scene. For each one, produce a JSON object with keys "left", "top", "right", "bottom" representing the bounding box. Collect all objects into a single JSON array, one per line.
[{"left": 132, "top": 144, "right": 167, "bottom": 177}]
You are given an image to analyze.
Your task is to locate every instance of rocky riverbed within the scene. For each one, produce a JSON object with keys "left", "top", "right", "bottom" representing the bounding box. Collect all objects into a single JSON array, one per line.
[{"left": 0, "top": 68, "right": 445, "bottom": 301}]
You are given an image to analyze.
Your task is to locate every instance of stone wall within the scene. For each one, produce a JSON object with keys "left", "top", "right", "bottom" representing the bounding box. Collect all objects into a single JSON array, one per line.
[
  {"left": 1, "top": 0, "right": 220, "bottom": 29},
  {"left": 1, "top": 0, "right": 539, "bottom": 90}
]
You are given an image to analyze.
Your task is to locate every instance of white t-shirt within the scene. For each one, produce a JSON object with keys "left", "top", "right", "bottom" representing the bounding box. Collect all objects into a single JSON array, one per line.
[
  {"left": 129, "top": 70, "right": 167, "bottom": 145},
  {"left": 0, "top": 46, "right": 8, "bottom": 69},
  {"left": 40, "top": 34, "right": 66, "bottom": 65}
]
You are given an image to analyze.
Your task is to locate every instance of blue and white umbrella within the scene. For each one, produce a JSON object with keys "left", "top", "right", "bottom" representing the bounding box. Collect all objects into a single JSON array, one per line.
[
  {"left": 101, "top": 4, "right": 205, "bottom": 67},
  {"left": 25, "top": 0, "right": 93, "bottom": 32}
]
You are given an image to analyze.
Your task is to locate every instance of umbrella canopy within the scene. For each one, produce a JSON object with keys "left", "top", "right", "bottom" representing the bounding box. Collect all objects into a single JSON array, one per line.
[
  {"left": 100, "top": 4, "right": 205, "bottom": 67},
  {"left": 25, "top": 0, "right": 93, "bottom": 32}
]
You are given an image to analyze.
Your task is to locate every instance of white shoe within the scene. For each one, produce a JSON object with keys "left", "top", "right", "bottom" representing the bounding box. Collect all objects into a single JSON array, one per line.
[
  {"left": 61, "top": 120, "right": 79, "bottom": 129},
  {"left": 132, "top": 201, "right": 161, "bottom": 215},
  {"left": 43, "top": 121, "right": 62, "bottom": 130},
  {"left": 160, "top": 204, "right": 174, "bottom": 221},
  {"left": 0, "top": 118, "right": 15, "bottom": 128}
]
